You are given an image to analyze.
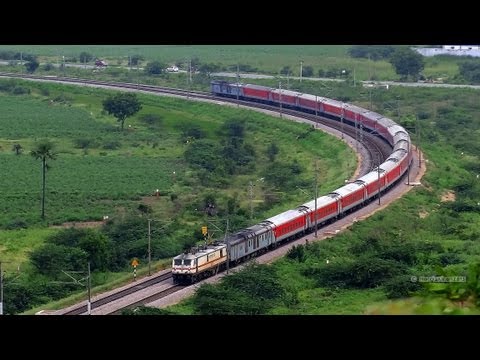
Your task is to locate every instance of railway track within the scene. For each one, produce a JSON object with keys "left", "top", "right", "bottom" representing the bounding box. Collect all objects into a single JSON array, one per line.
[
  {"left": 107, "top": 285, "right": 186, "bottom": 315},
  {"left": 1, "top": 73, "right": 393, "bottom": 314},
  {"left": 62, "top": 271, "right": 173, "bottom": 315}
]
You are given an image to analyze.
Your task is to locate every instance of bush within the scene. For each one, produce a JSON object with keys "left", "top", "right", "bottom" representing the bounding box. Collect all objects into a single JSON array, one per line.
[
  {"left": 140, "top": 113, "right": 162, "bottom": 126},
  {"left": 73, "top": 138, "right": 97, "bottom": 149},
  {"left": 145, "top": 61, "right": 166, "bottom": 75},
  {"left": 384, "top": 275, "right": 423, "bottom": 299},
  {"left": 30, "top": 243, "right": 88, "bottom": 277},
  {"left": 193, "top": 263, "right": 285, "bottom": 315},
  {"left": 5, "top": 218, "right": 28, "bottom": 230},
  {"left": 43, "top": 63, "right": 55, "bottom": 71},
  {"left": 305, "top": 256, "right": 407, "bottom": 289},
  {"left": 12, "top": 86, "right": 30, "bottom": 95},
  {"left": 102, "top": 140, "right": 121, "bottom": 150},
  {"left": 287, "top": 244, "right": 307, "bottom": 262}
]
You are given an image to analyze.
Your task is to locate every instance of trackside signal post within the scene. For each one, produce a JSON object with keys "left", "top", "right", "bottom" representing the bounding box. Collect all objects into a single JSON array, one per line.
[{"left": 132, "top": 259, "right": 139, "bottom": 281}]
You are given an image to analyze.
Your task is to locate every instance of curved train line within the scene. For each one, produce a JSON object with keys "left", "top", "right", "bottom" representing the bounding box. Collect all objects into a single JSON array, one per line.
[
  {"left": 0, "top": 73, "right": 410, "bottom": 312},
  {"left": 171, "top": 80, "right": 413, "bottom": 284}
]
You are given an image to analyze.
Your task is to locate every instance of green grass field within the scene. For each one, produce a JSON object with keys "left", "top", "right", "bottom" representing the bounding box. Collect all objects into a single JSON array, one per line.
[
  {"left": 0, "top": 45, "right": 470, "bottom": 83},
  {"left": 0, "top": 45, "right": 403, "bottom": 81}
]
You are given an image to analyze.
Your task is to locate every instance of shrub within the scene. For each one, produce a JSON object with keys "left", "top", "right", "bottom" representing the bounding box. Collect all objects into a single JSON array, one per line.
[{"left": 384, "top": 275, "right": 422, "bottom": 299}]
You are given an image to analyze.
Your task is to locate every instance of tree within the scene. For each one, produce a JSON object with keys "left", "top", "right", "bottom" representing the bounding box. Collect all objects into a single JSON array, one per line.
[
  {"left": 24, "top": 59, "right": 39, "bottom": 73},
  {"left": 144, "top": 61, "right": 166, "bottom": 75},
  {"left": 389, "top": 47, "right": 425, "bottom": 81},
  {"left": 12, "top": 143, "right": 22, "bottom": 155},
  {"left": 130, "top": 54, "right": 144, "bottom": 67},
  {"left": 31, "top": 140, "right": 57, "bottom": 219},
  {"left": 198, "top": 63, "right": 220, "bottom": 77},
  {"left": 280, "top": 66, "right": 291, "bottom": 76},
  {"left": 266, "top": 142, "right": 279, "bottom": 162},
  {"left": 79, "top": 52, "right": 93, "bottom": 63},
  {"left": 102, "top": 92, "right": 142, "bottom": 131},
  {"left": 348, "top": 45, "right": 396, "bottom": 61},
  {"left": 458, "top": 61, "right": 480, "bottom": 84},
  {"left": 302, "top": 65, "right": 314, "bottom": 77},
  {"left": 30, "top": 243, "right": 88, "bottom": 277}
]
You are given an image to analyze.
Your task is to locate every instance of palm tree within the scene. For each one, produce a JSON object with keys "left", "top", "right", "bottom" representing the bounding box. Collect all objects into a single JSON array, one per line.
[
  {"left": 12, "top": 143, "right": 23, "bottom": 155},
  {"left": 31, "top": 140, "right": 57, "bottom": 219}
]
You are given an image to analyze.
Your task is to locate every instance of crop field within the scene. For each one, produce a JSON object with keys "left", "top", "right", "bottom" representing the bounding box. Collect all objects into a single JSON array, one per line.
[{"left": 0, "top": 45, "right": 400, "bottom": 80}]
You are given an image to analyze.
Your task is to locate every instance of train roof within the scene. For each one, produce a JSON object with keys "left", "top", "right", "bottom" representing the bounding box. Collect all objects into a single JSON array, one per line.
[
  {"left": 361, "top": 110, "right": 384, "bottom": 121},
  {"left": 393, "top": 139, "right": 409, "bottom": 152},
  {"left": 344, "top": 103, "right": 369, "bottom": 114},
  {"left": 355, "top": 169, "right": 385, "bottom": 184},
  {"left": 321, "top": 97, "right": 343, "bottom": 107},
  {"left": 243, "top": 83, "right": 271, "bottom": 91},
  {"left": 298, "top": 93, "right": 321, "bottom": 101},
  {"left": 266, "top": 209, "right": 305, "bottom": 226},
  {"left": 271, "top": 88, "right": 302, "bottom": 97},
  {"left": 376, "top": 116, "right": 397, "bottom": 128},
  {"left": 173, "top": 243, "right": 226, "bottom": 260},
  {"left": 329, "top": 182, "right": 364, "bottom": 197},
  {"left": 226, "top": 223, "right": 272, "bottom": 246},
  {"left": 300, "top": 195, "right": 338, "bottom": 211},
  {"left": 379, "top": 158, "right": 400, "bottom": 172},
  {"left": 387, "top": 149, "right": 408, "bottom": 162}
]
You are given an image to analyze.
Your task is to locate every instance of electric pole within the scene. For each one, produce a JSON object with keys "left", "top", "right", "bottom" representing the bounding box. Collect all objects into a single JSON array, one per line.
[
  {"left": 279, "top": 81, "right": 282, "bottom": 118},
  {"left": 377, "top": 164, "right": 381, "bottom": 205},
  {"left": 249, "top": 181, "right": 254, "bottom": 220},
  {"left": 225, "top": 218, "right": 230, "bottom": 274},
  {"left": 407, "top": 141, "right": 410, "bottom": 185},
  {"left": 87, "top": 262, "right": 91, "bottom": 315},
  {"left": 148, "top": 219, "right": 152, "bottom": 276},
  {"left": 355, "top": 113, "right": 359, "bottom": 153},
  {"left": 189, "top": 59, "right": 192, "bottom": 84},
  {"left": 417, "top": 115, "right": 421, "bottom": 168},
  {"left": 300, "top": 60, "right": 303, "bottom": 82},
  {"left": 236, "top": 64, "right": 240, "bottom": 107}
]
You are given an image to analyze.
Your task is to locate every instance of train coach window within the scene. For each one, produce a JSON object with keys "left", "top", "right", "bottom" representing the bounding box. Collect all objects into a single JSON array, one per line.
[{"left": 174, "top": 259, "right": 182, "bottom": 266}]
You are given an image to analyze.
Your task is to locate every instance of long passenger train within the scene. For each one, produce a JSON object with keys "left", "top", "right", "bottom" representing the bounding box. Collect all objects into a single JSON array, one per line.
[{"left": 172, "top": 81, "right": 412, "bottom": 284}]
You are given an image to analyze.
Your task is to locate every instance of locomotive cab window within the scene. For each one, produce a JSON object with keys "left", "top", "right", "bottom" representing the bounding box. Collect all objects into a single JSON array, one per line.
[
  {"left": 174, "top": 259, "right": 182, "bottom": 266},
  {"left": 184, "top": 259, "right": 192, "bottom": 266}
]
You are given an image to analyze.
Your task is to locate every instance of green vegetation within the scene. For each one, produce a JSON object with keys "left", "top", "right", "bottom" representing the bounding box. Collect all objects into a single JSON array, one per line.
[
  {"left": 102, "top": 92, "right": 142, "bottom": 131},
  {"left": 1, "top": 45, "right": 479, "bottom": 86},
  {"left": 2, "top": 45, "right": 480, "bottom": 314},
  {"left": 30, "top": 139, "right": 57, "bottom": 219},
  {"left": 165, "top": 80, "right": 480, "bottom": 315},
  {"left": 389, "top": 47, "right": 425, "bottom": 81},
  {"left": 0, "top": 77, "right": 354, "bottom": 314},
  {"left": 0, "top": 45, "right": 452, "bottom": 83}
]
